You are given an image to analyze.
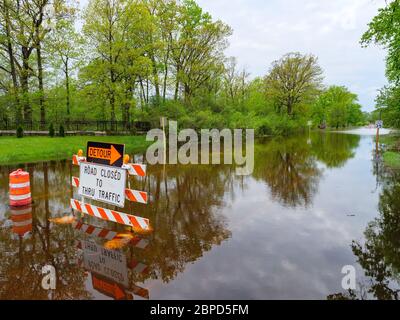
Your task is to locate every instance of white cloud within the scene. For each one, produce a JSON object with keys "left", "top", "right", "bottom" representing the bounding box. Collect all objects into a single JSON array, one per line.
[{"left": 197, "top": 0, "right": 388, "bottom": 111}]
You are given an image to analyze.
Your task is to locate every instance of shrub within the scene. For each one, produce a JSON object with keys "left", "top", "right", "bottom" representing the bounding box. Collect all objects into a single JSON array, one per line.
[
  {"left": 59, "top": 125, "right": 65, "bottom": 137},
  {"left": 49, "top": 123, "right": 55, "bottom": 137},
  {"left": 16, "top": 126, "right": 23, "bottom": 138}
]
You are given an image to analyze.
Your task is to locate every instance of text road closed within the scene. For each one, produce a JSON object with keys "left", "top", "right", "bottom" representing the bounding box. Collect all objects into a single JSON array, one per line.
[{"left": 78, "top": 162, "right": 126, "bottom": 207}]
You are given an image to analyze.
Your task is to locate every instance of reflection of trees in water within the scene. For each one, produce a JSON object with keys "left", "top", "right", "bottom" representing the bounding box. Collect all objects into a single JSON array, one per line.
[
  {"left": 0, "top": 161, "right": 89, "bottom": 299},
  {"left": 0, "top": 158, "right": 234, "bottom": 297},
  {"left": 311, "top": 132, "right": 360, "bottom": 168},
  {"left": 253, "top": 136, "right": 321, "bottom": 208},
  {"left": 131, "top": 163, "right": 233, "bottom": 283},
  {"left": 328, "top": 169, "right": 400, "bottom": 300},
  {"left": 253, "top": 133, "right": 360, "bottom": 208}
]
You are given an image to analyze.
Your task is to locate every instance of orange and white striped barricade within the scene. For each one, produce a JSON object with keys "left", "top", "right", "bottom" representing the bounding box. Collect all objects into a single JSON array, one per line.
[
  {"left": 122, "top": 163, "right": 146, "bottom": 177},
  {"left": 72, "top": 154, "right": 86, "bottom": 166},
  {"left": 72, "top": 177, "right": 148, "bottom": 204},
  {"left": 10, "top": 204, "right": 32, "bottom": 236},
  {"left": 9, "top": 169, "right": 31, "bottom": 207},
  {"left": 70, "top": 199, "right": 150, "bottom": 231},
  {"left": 72, "top": 220, "right": 149, "bottom": 249}
]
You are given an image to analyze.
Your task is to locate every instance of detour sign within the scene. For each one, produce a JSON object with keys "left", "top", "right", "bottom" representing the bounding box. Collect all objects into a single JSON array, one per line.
[{"left": 86, "top": 141, "right": 125, "bottom": 167}]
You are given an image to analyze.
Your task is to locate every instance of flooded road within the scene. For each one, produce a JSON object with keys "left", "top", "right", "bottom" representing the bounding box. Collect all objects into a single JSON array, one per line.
[{"left": 0, "top": 130, "right": 398, "bottom": 299}]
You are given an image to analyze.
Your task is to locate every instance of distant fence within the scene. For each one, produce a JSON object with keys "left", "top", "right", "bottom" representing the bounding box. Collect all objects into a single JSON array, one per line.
[{"left": 0, "top": 120, "right": 153, "bottom": 133}]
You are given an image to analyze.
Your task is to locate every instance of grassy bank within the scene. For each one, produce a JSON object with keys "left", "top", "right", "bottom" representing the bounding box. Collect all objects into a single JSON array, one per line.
[
  {"left": 380, "top": 134, "right": 400, "bottom": 168},
  {"left": 0, "top": 135, "right": 151, "bottom": 165}
]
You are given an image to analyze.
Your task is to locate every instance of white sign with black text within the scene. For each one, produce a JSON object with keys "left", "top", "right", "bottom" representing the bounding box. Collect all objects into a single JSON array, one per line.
[{"left": 78, "top": 162, "right": 126, "bottom": 207}]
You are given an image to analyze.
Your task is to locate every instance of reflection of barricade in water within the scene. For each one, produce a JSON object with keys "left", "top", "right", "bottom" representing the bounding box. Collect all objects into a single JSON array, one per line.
[
  {"left": 72, "top": 220, "right": 149, "bottom": 249},
  {"left": 73, "top": 221, "right": 150, "bottom": 300},
  {"left": 10, "top": 204, "right": 32, "bottom": 237}
]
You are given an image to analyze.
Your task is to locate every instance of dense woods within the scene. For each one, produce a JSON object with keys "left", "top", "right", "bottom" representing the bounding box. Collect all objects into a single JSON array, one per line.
[{"left": 0, "top": 0, "right": 366, "bottom": 135}]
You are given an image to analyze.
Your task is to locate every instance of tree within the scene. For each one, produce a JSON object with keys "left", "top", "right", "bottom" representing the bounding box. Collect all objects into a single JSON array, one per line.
[
  {"left": 0, "top": 0, "right": 70, "bottom": 125},
  {"left": 82, "top": 0, "right": 152, "bottom": 123},
  {"left": 312, "top": 86, "right": 363, "bottom": 128},
  {"left": 0, "top": 0, "right": 20, "bottom": 122},
  {"left": 46, "top": 4, "right": 81, "bottom": 122},
  {"left": 361, "top": 0, "right": 400, "bottom": 84},
  {"left": 222, "top": 57, "right": 249, "bottom": 107},
  {"left": 171, "top": 0, "right": 232, "bottom": 104},
  {"left": 265, "top": 52, "right": 323, "bottom": 116},
  {"left": 375, "top": 85, "right": 400, "bottom": 128}
]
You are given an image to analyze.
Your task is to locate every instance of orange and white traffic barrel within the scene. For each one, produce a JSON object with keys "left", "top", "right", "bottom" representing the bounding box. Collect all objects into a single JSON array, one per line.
[
  {"left": 9, "top": 169, "right": 32, "bottom": 207},
  {"left": 11, "top": 204, "right": 32, "bottom": 236}
]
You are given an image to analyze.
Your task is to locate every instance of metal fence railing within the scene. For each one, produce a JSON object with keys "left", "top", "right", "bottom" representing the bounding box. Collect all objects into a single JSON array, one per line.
[{"left": 0, "top": 120, "right": 152, "bottom": 133}]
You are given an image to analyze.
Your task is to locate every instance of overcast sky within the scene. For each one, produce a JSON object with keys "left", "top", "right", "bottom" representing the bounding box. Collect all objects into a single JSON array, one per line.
[{"left": 79, "top": 0, "right": 388, "bottom": 112}]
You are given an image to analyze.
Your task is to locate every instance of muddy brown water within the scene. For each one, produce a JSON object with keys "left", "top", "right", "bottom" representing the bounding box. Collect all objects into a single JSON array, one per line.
[{"left": 0, "top": 130, "right": 398, "bottom": 299}]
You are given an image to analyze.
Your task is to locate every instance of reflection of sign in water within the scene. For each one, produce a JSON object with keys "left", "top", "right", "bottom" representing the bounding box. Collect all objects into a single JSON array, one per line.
[
  {"left": 82, "top": 240, "right": 128, "bottom": 287},
  {"left": 78, "top": 162, "right": 126, "bottom": 207},
  {"left": 91, "top": 273, "right": 130, "bottom": 300},
  {"left": 375, "top": 120, "right": 383, "bottom": 129},
  {"left": 86, "top": 141, "right": 124, "bottom": 167}
]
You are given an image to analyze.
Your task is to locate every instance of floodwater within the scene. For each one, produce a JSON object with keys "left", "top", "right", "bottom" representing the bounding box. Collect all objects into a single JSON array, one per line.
[{"left": 0, "top": 129, "right": 399, "bottom": 300}]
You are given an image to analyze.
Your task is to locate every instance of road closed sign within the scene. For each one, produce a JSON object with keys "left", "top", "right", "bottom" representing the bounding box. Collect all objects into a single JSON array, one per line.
[
  {"left": 81, "top": 240, "right": 129, "bottom": 287},
  {"left": 78, "top": 162, "right": 126, "bottom": 207}
]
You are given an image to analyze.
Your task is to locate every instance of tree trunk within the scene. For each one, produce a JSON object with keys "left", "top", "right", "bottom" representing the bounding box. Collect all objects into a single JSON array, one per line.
[
  {"left": 37, "top": 38, "right": 45, "bottom": 128},
  {"left": 21, "top": 47, "right": 31, "bottom": 123},
  {"left": 162, "top": 39, "right": 171, "bottom": 103},
  {"left": 65, "top": 60, "right": 70, "bottom": 122},
  {"left": 174, "top": 65, "right": 180, "bottom": 101},
  {"left": 35, "top": 4, "right": 45, "bottom": 129},
  {"left": 110, "top": 90, "right": 116, "bottom": 123},
  {"left": 3, "top": 0, "right": 21, "bottom": 122},
  {"left": 150, "top": 53, "right": 160, "bottom": 105},
  {"left": 184, "top": 83, "right": 191, "bottom": 105}
]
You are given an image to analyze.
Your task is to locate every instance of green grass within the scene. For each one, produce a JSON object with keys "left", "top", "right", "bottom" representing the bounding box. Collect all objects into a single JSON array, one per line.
[
  {"left": 380, "top": 135, "right": 398, "bottom": 148},
  {"left": 0, "top": 135, "right": 151, "bottom": 165},
  {"left": 379, "top": 134, "right": 400, "bottom": 168},
  {"left": 383, "top": 151, "right": 400, "bottom": 168}
]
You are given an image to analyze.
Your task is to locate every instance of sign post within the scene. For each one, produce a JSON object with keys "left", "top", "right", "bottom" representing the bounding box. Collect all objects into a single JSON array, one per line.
[{"left": 375, "top": 120, "right": 383, "bottom": 153}]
